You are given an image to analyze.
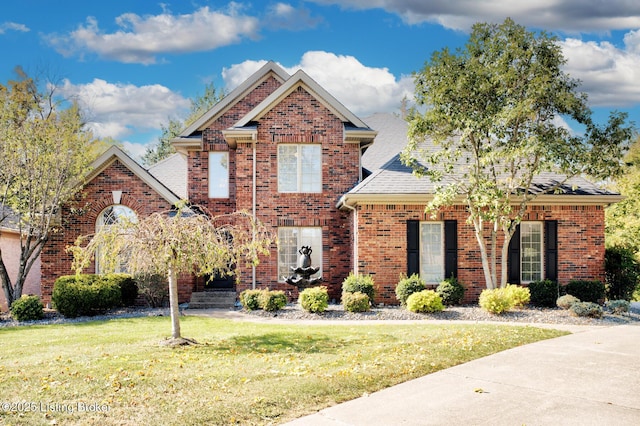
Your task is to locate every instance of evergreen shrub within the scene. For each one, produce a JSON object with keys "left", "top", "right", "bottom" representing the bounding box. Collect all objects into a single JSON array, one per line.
[
  {"left": 52, "top": 275, "right": 121, "bottom": 318},
  {"left": 556, "top": 294, "right": 580, "bottom": 310},
  {"left": 299, "top": 286, "right": 329, "bottom": 313},
  {"left": 10, "top": 295, "right": 44, "bottom": 321},
  {"left": 395, "top": 274, "right": 425, "bottom": 306},
  {"left": 569, "top": 302, "right": 603, "bottom": 318},
  {"left": 479, "top": 288, "right": 513, "bottom": 314},
  {"left": 342, "top": 273, "right": 375, "bottom": 304},
  {"left": 564, "top": 280, "right": 605, "bottom": 304},
  {"left": 505, "top": 284, "right": 530, "bottom": 308},
  {"left": 260, "top": 290, "right": 287, "bottom": 312},
  {"left": 528, "top": 279, "right": 559, "bottom": 308},
  {"left": 436, "top": 277, "right": 465, "bottom": 306},
  {"left": 342, "top": 291, "right": 370, "bottom": 313},
  {"left": 406, "top": 290, "right": 444, "bottom": 313}
]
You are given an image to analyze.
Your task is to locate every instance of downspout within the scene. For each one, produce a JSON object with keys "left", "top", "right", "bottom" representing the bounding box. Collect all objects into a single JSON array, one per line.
[
  {"left": 252, "top": 138, "right": 257, "bottom": 289},
  {"left": 339, "top": 196, "right": 358, "bottom": 277}
]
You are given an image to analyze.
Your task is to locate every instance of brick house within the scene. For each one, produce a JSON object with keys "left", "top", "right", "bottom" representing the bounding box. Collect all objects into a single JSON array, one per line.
[{"left": 39, "top": 61, "right": 621, "bottom": 307}]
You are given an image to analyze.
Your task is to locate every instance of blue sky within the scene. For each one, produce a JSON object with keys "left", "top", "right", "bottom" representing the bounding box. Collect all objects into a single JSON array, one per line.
[{"left": 2, "top": 1, "right": 639, "bottom": 161}]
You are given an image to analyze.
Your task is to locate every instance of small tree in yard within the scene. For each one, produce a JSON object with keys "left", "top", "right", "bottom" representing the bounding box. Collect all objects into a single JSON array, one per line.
[
  {"left": 69, "top": 205, "right": 273, "bottom": 345},
  {"left": 403, "top": 18, "right": 633, "bottom": 290}
]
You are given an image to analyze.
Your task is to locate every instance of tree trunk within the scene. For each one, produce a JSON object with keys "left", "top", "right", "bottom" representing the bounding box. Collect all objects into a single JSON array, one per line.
[
  {"left": 472, "top": 217, "right": 496, "bottom": 289},
  {"left": 167, "top": 266, "right": 181, "bottom": 339},
  {"left": 0, "top": 252, "right": 15, "bottom": 307},
  {"left": 500, "top": 225, "right": 514, "bottom": 288}
]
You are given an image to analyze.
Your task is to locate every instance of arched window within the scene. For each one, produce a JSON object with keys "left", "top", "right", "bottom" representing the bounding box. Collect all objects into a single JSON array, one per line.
[{"left": 95, "top": 205, "right": 137, "bottom": 274}]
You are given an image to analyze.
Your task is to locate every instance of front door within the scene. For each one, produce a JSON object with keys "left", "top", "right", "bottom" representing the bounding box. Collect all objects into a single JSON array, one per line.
[{"left": 203, "top": 271, "right": 235, "bottom": 291}]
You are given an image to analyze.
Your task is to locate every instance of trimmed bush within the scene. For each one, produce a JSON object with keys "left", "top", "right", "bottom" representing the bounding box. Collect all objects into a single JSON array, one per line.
[
  {"left": 605, "top": 246, "right": 640, "bottom": 301},
  {"left": 135, "top": 274, "right": 168, "bottom": 308},
  {"left": 10, "top": 295, "right": 44, "bottom": 321},
  {"left": 105, "top": 274, "right": 138, "bottom": 306},
  {"left": 239, "top": 289, "right": 264, "bottom": 311},
  {"left": 479, "top": 288, "right": 513, "bottom": 315},
  {"left": 406, "top": 290, "right": 444, "bottom": 313},
  {"left": 569, "top": 302, "right": 603, "bottom": 318},
  {"left": 528, "top": 279, "right": 559, "bottom": 308},
  {"left": 436, "top": 277, "right": 465, "bottom": 306},
  {"left": 260, "top": 290, "right": 287, "bottom": 312},
  {"left": 299, "top": 286, "right": 329, "bottom": 313},
  {"left": 395, "top": 274, "right": 425, "bottom": 306},
  {"left": 342, "top": 273, "right": 375, "bottom": 304},
  {"left": 606, "top": 299, "right": 630, "bottom": 315},
  {"left": 556, "top": 294, "right": 580, "bottom": 310},
  {"left": 564, "top": 280, "right": 605, "bottom": 304},
  {"left": 505, "top": 284, "right": 530, "bottom": 309},
  {"left": 342, "top": 291, "right": 370, "bottom": 313},
  {"left": 52, "top": 274, "right": 121, "bottom": 318}
]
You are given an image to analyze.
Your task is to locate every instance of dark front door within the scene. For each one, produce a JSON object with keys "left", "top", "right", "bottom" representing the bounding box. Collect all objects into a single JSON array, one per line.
[{"left": 203, "top": 271, "right": 235, "bottom": 291}]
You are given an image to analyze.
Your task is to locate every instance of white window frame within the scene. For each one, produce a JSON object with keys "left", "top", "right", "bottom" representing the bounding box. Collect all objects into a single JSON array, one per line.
[
  {"left": 420, "top": 222, "right": 444, "bottom": 284},
  {"left": 520, "top": 221, "right": 544, "bottom": 283},
  {"left": 277, "top": 144, "right": 322, "bottom": 193},
  {"left": 95, "top": 205, "right": 137, "bottom": 274},
  {"left": 208, "top": 151, "right": 229, "bottom": 198},
  {"left": 277, "top": 227, "right": 322, "bottom": 282}
]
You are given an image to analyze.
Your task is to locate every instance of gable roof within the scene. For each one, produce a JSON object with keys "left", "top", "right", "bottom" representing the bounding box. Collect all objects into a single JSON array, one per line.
[
  {"left": 339, "top": 113, "right": 623, "bottom": 208},
  {"left": 88, "top": 146, "right": 182, "bottom": 205}
]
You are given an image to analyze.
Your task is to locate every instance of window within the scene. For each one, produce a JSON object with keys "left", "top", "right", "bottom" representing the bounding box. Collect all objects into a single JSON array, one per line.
[
  {"left": 209, "top": 152, "right": 229, "bottom": 198},
  {"left": 278, "top": 144, "right": 321, "bottom": 193},
  {"left": 521, "top": 222, "right": 543, "bottom": 283},
  {"left": 95, "top": 205, "right": 137, "bottom": 274},
  {"left": 420, "top": 222, "right": 444, "bottom": 283},
  {"left": 278, "top": 227, "right": 322, "bottom": 281}
]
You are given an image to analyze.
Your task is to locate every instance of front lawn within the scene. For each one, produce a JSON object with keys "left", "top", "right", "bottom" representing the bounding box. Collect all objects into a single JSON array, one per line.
[{"left": 0, "top": 316, "right": 567, "bottom": 425}]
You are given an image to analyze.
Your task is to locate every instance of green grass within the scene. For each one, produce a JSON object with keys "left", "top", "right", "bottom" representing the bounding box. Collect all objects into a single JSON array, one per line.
[{"left": 0, "top": 316, "right": 567, "bottom": 425}]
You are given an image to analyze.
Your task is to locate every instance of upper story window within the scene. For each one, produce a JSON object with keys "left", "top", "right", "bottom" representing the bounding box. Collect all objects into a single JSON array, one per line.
[
  {"left": 209, "top": 152, "right": 229, "bottom": 198},
  {"left": 278, "top": 144, "right": 322, "bottom": 193},
  {"left": 520, "top": 222, "right": 543, "bottom": 283},
  {"left": 95, "top": 205, "right": 137, "bottom": 274}
]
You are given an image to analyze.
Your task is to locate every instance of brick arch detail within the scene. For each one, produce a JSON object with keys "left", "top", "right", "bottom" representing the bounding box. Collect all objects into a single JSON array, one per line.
[{"left": 86, "top": 195, "right": 144, "bottom": 228}]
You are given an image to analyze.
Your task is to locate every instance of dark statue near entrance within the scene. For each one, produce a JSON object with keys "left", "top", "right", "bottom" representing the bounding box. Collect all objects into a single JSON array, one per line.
[{"left": 285, "top": 246, "right": 322, "bottom": 288}]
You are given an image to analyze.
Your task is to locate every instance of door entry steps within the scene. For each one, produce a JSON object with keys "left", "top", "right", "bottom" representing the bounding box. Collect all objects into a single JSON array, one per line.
[{"left": 188, "top": 291, "right": 237, "bottom": 309}]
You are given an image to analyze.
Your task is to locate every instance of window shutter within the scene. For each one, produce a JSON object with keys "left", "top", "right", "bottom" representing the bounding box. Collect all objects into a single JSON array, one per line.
[
  {"left": 444, "top": 220, "right": 457, "bottom": 279},
  {"left": 407, "top": 220, "right": 420, "bottom": 276},
  {"left": 545, "top": 221, "right": 558, "bottom": 281},
  {"left": 508, "top": 225, "right": 521, "bottom": 284}
]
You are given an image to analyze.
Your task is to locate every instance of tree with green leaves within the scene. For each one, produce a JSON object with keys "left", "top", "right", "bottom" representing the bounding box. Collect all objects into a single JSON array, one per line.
[
  {"left": 606, "top": 135, "right": 640, "bottom": 252},
  {"left": 69, "top": 205, "right": 273, "bottom": 345},
  {"left": 0, "top": 66, "right": 95, "bottom": 306},
  {"left": 143, "top": 82, "right": 224, "bottom": 166},
  {"left": 402, "top": 18, "right": 633, "bottom": 290}
]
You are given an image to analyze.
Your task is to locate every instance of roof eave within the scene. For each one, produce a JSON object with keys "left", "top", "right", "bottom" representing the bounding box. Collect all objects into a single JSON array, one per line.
[{"left": 221, "top": 128, "right": 258, "bottom": 148}]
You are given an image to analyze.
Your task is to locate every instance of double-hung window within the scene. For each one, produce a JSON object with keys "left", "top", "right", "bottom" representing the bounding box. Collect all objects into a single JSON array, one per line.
[
  {"left": 209, "top": 152, "right": 229, "bottom": 198},
  {"left": 278, "top": 144, "right": 321, "bottom": 193},
  {"left": 278, "top": 227, "right": 322, "bottom": 281},
  {"left": 520, "top": 222, "right": 543, "bottom": 283},
  {"left": 420, "top": 222, "right": 444, "bottom": 283}
]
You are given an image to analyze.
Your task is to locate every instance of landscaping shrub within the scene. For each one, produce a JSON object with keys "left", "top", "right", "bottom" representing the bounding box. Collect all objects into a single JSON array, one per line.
[
  {"left": 606, "top": 299, "right": 630, "bottom": 315},
  {"left": 395, "top": 274, "right": 425, "bottom": 306},
  {"left": 605, "top": 246, "right": 640, "bottom": 301},
  {"left": 505, "top": 284, "right": 530, "bottom": 308},
  {"left": 564, "top": 280, "right": 605, "bottom": 304},
  {"left": 528, "top": 279, "right": 559, "bottom": 308},
  {"left": 10, "top": 295, "right": 44, "bottom": 321},
  {"left": 239, "top": 289, "right": 264, "bottom": 311},
  {"left": 435, "top": 277, "right": 465, "bottom": 306},
  {"left": 259, "top": 289, "right": 287, "bottom": 312},
  {"left": 135, "top": 274, "right": 168, "bottom": 308},
  {"left": 299, "top": 286, "right": 329, "bottom": 313},
  {"left": 52, "top": 275, "right": 121, "bottom": 318},
  {"left": 556, "top": 294, "right": 580, "bottom": 310},
  {"left": 569, "top": 301, "right": 603, "bottom": 318},
  {"left": 105, "top": 274, "right": 138, "bottom": 306},
  {"left": 406, "top": 290, "right": 444, "bottom": 313},
  {"left": 342, "top": 291, "right": 370, "bottom": 313},
  {"left": 479, "top": 288, "right": 513, "bottom": 314},
  {"left": 342, "top": 273, "right": 375, "bottom": 304}
]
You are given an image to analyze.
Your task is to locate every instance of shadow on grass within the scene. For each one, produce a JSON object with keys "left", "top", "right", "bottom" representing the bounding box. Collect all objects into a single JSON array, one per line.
[{"left": 212, "top": 332, "right": 341, "bottom": 354}]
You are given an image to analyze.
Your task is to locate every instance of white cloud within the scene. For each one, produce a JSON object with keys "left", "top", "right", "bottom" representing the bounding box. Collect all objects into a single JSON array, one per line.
[
  {"left": 222, "top": 51, "right": 414, "bottom": 116},
  {"left": 264, "top": 3, "right": 323, "bottom": 30},
  {"left": 121, "top": 140, "right": 150, "bottom": 162},
  {"left": 309, "top": 0, "right": 640, "bottom": 32},
  {"left": 561, "top": 35, "right": 640, "bottom": 107},
  {"left": 46, "top": 5, "right": 259, "bottom": 64},
  {"left": 0, "top": 22, "right": 29, "bottom": 34},
  {"left": 58, "top": 78, "right": 190, "bottom": 139}
]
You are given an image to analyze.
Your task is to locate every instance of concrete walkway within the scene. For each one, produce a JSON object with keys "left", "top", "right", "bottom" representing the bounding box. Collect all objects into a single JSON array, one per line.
[{"left": 284, "top": 323, "right": 640, "bottom": 426}]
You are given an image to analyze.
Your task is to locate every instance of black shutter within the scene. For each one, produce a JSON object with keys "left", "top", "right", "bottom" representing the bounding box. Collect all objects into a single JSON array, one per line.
[
  {"left": 545, "top": 221, "right": 558, "bottom": 281},
  {"left": 444, "top": 220, "right": 457, "bottom": 279},
  {"left": 407, "top": 220, "right": 420, "bottom": 276},
  {"left": 508, "top": 225, "right": 521, "bottom": 284}
]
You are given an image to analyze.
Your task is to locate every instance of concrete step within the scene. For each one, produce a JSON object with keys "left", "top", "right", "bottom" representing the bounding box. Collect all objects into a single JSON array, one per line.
[{"left": 188, "top": 291, "right": 237, "bottom": 309}]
